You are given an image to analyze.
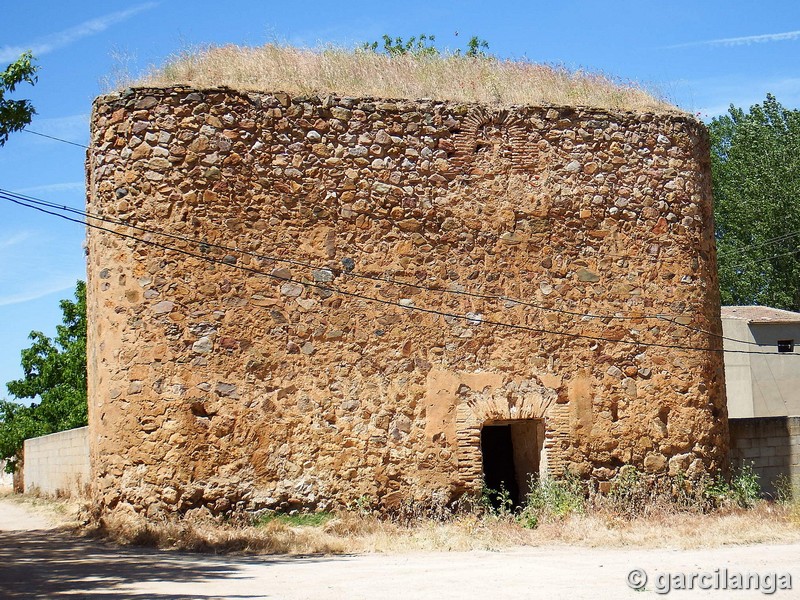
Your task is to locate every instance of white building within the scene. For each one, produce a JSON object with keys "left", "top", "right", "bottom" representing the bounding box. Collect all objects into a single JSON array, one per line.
[
  {"left": 0, "top": 461, "right": 12, "bottom": 487},
  {"left": 723, "top": 306, "right": 800, "bottom": 495},
  {"left": 722, "top": 306, "right": 800, "bottom": 418}
]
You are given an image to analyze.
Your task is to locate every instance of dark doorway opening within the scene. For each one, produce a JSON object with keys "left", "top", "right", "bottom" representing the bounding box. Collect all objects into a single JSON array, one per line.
[{"left": 481, "top": 420, "right": 543, "bottom": 509}]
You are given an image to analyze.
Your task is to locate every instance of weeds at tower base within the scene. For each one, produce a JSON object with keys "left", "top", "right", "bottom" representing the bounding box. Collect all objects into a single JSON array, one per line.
[
  {"left": 75, "top": 464, "right": 800, "bottom": 554},
  {"left": 479, "top": 464, "right": 765, "bottom": 529}
]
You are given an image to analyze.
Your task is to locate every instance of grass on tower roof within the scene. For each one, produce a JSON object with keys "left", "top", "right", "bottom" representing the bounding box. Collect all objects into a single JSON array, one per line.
[{"left": 129, "top": 44, "right": 682, "bottom": 115}]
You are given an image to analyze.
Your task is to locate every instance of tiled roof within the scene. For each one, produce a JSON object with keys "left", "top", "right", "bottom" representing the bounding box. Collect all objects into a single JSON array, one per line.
[{"left": 721, "top": 305, "right": 800, "bottom": 324}]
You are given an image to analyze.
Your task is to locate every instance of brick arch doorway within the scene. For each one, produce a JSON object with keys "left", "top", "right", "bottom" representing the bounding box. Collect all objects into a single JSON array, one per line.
[
  {"left": 481, "top": 419, "right": 545, "bottom": 507},
  {"left": 454, "top": 379, "right": 557, "bottom": 500}
]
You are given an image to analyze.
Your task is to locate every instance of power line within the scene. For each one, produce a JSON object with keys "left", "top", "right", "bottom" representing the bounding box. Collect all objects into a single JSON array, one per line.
[
  {"left": 22, "top": 129, "right": 89, "bottom": 149},
  {"left": 23, "top": 119, "right": 695, "bottom": 267},
  {"left": 0, "top": 189, "right": 685, "bottom": 320},
  {"left": 10, "top": 120, "right": 724, "bottom": 270},
  {"left": 726, "top": 245, "right": 800, "bottom": 270},
  {"left": 0, "top": 187, "right": 761, "bottom": 348},
  {"left": 2, "top": 190, "right": 792, "bottom": 356},
  {"left": 718, "top": 229, "right": 800, "bottom": 259},
  {"left": 6, "top": 120, "right": 788, "bottom": 350},
  {"left": 4, "top": 193, "right": 673, "bottom": 348},
  {"left": 0, "top": 187, "right": 762, "bottom": 347}
]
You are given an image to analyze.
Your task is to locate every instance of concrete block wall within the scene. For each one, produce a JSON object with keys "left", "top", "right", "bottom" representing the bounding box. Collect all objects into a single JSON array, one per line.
[
  {"left": 729, "top": 417, "right": 800, "bottom": 497},
  {"left": 22, "top": 426, "right": 90, "bottom": 498}
]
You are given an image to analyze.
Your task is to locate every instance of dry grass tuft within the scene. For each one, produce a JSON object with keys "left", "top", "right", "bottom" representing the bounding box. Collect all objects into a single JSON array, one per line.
[
  {"left": 540, "top": 503, "right": 800, "bottom": 549},
  {"left": 1, "top": 487, "right": 83, "bottom": 526},
  {"left": 86, "top": 508, "right": 526, "bottom": 555},
  {"left": 90, "top": 508, "right": 348, "bottom": 554},
  {"left": 130, "top": 44, "right": 679, "bottom": 114},
  {"left": 12, "top": 486, "right": 798, "bottom": 555},
  {"left": 85, "top": 502, "right": 800, "bottom": 556}
]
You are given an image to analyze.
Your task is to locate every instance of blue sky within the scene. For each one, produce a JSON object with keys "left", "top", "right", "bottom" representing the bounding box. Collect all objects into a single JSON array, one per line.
[{"left": 0, "top": 0, "right": 799, "bottom": 394}]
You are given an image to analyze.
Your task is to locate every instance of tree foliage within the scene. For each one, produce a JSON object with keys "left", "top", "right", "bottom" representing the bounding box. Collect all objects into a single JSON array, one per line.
[
  {"left": 0, "top": 282, "right": 87, "bottom": 472},
  {"left": 363, "top": 34, "right": 440, "bottom": 57},
  {"left": 710, "top": 94, "right": 800, "bottom": 310},
  {"left": 0, "top": 51, "right": 38, "bottom": 146},
  {"left": 464, "top": 36, "right": 490, "bottom": 58},
  {"left": 361, "top": 34, "right": 489, "bottom": 58}
]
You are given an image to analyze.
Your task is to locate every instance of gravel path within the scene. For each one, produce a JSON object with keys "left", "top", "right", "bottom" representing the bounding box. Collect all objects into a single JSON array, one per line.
[
  {"left": 0, "top": 495, "right": 55, "bottom": 531},
  {"left": 1, "top": 497, "right": 798, "bottom": 599}
]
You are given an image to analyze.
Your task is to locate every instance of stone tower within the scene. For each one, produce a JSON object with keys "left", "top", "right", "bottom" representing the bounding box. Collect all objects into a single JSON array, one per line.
[{"left": 86, "top": 87, "right": 728, "bottom": 515}]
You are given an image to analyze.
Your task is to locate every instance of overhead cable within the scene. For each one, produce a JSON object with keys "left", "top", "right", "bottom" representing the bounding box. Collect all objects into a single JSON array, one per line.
[{"left": 3, "top": 190, "right": 792, "bottom": 355}]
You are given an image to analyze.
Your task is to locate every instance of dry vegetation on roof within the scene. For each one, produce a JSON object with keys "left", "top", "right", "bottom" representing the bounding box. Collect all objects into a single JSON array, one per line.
[{"left": 132, "top": 44, "right": 680, "bottom": 114}]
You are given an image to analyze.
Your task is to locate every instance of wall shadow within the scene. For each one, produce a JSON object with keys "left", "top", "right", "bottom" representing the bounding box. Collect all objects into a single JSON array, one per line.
[
  {"left": 729, "top": 416, "right": 794, "bottom": 498},
  {"left": 0, "top": 527, "right": 345, "bottom": 599}
]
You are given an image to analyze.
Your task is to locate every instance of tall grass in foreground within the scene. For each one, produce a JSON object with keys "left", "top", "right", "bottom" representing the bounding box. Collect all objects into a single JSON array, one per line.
[
  {"left": 77, "top": 466, "right": 800, "bottom": 555},
  {"left": 85, "top": 498, "right": 800, "bottom": 555},
  {"left": 11, "top": 464, "right": 780, "bottom": 555},
  {"left": 127, "top": 44, "right": 679, "bottom": 114}
]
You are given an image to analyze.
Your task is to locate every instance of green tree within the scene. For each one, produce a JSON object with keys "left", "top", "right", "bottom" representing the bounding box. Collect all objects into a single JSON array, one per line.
[
  {"left": 464, "top": 36, "right": 490, "bottom": 58},
  {"left": 361, "top": 34, "right": 489, "bottom": 58},
  {"left": 710, "top": 94, "right": 800, "bottom": 310},
  {"left": 0, "top": 51, "right": 38, "bottom": 146},
  {"left": 0, "top": 282, "right": 87, "bottom": 472},
  {"left": 362, "top": 34, "right": 440, "bottom": 57}
]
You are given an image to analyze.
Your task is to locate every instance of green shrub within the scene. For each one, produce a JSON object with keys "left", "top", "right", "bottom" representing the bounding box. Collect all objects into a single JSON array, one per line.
[
  {"left": 517, "top": 509, "right": 539, "bottom": 529},
  {"left": 773, "top": 474, "right": 796, "bottom": 504},
  {"left": 361, "top": 34, "right": 439, "bottom": 57},
  {"left": 730, "top": 464, "right": 761, "bottom": 508},
  {"left": 518, "top": 474, "right": 586, "bottom": 528},
  {"left": 703, "top": 464, "right": 761, "bottom": 509},
  {"left": 361, "top": 34, "right": 490, "bottom": 59},
  {"left": 253, "top": 511, "right": 333, "bottom": 527},
  {"left": 480, "top": 483, "right": 514, "bottom": 517}
]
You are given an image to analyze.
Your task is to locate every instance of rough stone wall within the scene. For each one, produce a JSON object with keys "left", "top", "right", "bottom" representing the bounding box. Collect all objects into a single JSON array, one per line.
[{"left": 87, "top": 87, "right": 728, "bottom": 516}]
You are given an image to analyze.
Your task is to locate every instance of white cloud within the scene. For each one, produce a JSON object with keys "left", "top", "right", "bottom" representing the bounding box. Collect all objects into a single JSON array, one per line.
[
  {"left": 0, "top": 3, "right": 158, "bottom": 63},
  {"left": 669, "top": 75, "right": 800, "bottom": 118},
  {"left": 0, "top": 278, "right": 77, "bottom": 307},
  {"left": 667, "top": 29, "right": 800, "bottom": 50},
  {"left": 22, "top": 113, "right": 89, "bottom": 146},
  {"left": 0, "top": 237, "right": 84, "bottom": 307},
  {"left": 0, "top": 231, "right": 32, "bottom": 250},
  {"left": 13, "top": 182, "right": 85, "bottom": 195},
  {"left": 694, "top": 103, "right": 735, "bottom": 120}
]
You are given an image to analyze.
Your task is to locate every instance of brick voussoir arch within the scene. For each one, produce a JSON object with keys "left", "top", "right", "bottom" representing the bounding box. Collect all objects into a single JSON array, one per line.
[{"left": 454, "top": 380, "right": 557, "bottom": 489}]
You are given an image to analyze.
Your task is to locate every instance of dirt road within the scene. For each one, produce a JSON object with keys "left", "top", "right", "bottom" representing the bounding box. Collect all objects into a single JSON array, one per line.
[
  {"left": 0, "top": 495, "right": 55, "bottom": 531},
  {"left": 1, "top": 497, "right": 798, "bottom": 599}
]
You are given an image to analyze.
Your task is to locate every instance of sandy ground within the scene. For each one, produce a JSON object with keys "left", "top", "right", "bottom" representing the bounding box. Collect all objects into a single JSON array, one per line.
[
  {"left": 0, "top": 492, "right": 57, "bottom": 531},
  {"left": 1, "top": 496, "right": 799, "bottom": 599}
]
